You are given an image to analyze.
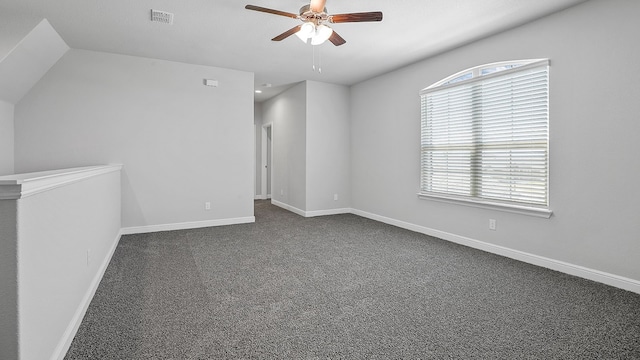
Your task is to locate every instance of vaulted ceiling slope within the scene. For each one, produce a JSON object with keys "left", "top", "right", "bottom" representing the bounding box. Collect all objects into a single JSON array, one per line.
[
  {"left": 0, "top": 0, "right": 588, "bottom": 101},
  {"left": 0, "top": 9, "right": 69, "bottom": 104}
]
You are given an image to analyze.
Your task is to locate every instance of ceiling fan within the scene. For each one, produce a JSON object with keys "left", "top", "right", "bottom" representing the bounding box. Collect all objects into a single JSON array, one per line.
[{"left": 245, "top": 0, "right": 383, "bottom": 46}]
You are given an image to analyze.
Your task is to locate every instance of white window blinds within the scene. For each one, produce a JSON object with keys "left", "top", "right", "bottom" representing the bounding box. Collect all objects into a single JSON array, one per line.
[{"left": 420, "top": 60, "right": 549, "bottom": 209}]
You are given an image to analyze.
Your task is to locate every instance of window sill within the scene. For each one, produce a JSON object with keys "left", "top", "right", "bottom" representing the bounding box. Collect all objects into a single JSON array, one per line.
[{"left": 417, "top": 193, "right": 553, "bottom": 219}]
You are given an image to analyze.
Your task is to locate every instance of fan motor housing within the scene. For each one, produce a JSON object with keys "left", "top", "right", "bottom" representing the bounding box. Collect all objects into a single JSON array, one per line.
[{"left": 299, "top": 5, "right": 329, "bottom": 23}]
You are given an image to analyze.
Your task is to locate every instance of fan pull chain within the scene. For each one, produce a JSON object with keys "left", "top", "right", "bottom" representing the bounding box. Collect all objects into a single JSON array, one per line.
[
  {"left": 311, "top": 46, "right": 323, "bottom": 73},
  {"left": 312, "top": 45, "right": 316, "bottom": 72}
]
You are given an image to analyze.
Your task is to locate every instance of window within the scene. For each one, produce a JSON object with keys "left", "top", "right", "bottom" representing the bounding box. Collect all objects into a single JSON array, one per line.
[{"left": 419, "top": 59, "right": 551, "bottom": 217}]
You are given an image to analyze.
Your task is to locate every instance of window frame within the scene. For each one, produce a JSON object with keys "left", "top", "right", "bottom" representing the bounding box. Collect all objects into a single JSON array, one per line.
[{"left": 418, "top": 59, "right": 552, "bottom": 218}]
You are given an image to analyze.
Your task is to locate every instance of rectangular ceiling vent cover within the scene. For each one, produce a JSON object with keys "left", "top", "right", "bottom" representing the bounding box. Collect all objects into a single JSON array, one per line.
[{"left": 151, "top": 10, "right": 174, "bottom": 25}]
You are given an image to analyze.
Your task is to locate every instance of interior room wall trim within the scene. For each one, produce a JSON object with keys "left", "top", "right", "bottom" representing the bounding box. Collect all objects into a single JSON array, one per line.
[
  {"left": 271, "top": 199, "right": 306, "bottom": 217},
  {"left": 0, "top": 165, "right": 122, "bottom": 200},
  {"left": 350, "top": 208, "right": 640, "bottom": 295},
  {"left": 120, "top": 216, "right": 255, "bottom": 235},
  {"left": 305, "top": 208, "right": 352, "bottom": 217},
  {"left": 271, "top": 199, "right": 350, "bottom": 218}
]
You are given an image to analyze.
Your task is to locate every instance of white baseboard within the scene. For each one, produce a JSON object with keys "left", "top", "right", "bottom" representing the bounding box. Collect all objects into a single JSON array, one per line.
[
  {"left": 271, "top": 199, "right": 306, "bottom": 217},
  {"left": 305, "top": 208, "right": 352, "bottom": 217},
  {"left": 52, "top": 229, "right": 123, "bottom": 360},
  {"left": 351, "top": 208, "right": 640, "bottom": 294},
  {"left": 270, "top": 200, "right": 350, "bottom": 218},
  {"left": 120, "top": 216, "right": 255, "bottom": 235}
]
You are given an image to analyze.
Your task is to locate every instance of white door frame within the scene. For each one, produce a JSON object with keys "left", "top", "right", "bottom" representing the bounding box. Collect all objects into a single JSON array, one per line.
[{"left": 261, "top": 124, "right": 272, "bottom": 199}]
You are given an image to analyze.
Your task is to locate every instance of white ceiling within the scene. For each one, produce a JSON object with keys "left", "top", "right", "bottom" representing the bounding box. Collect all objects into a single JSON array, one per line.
[{"left": 1, "top": 0, "right": 588, "bottom": 101}]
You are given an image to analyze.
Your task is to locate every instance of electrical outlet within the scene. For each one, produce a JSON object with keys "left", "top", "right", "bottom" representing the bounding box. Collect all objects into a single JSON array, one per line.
[
  {"left": 205, "top": 202, "right": 211, "bottom": 210},
  {"left": 280, "top": 189, "right": 284, "bottom": 195},
  {"left": 489, "top": 219, "right": 497, "bottom": 231},
  {"left": 334, "top": 194, "right": 338, "bottom": 201}
]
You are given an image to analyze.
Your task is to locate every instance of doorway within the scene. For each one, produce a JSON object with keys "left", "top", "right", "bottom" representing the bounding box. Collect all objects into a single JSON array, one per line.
[{"left": 261, "top": 124, "right": 272, "bottom": 199}]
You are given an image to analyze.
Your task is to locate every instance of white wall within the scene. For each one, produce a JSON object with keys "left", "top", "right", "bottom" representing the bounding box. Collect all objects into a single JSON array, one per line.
[
  {"left": 262, "top": 82, "right": 307, "bottom": 211},
  {"left": 254, "top": 102, "right": 263, "bottom": 197},
  {"left": 14, "top": 49, "right": 255, "bottom": 229},
  {"left": 350, "top": 0, "right": 640, "bottom": 282},
  {"left": 0, "top": 166, "right": 121, "bottom": 360},
  {"left": 0, "top": 11, "right": 68, "bottom": 177},
  {"left": 0, "top": 100, "right": 13, "bottom": 175},
  {"left": 261, "top": 81, "right": 351, "bottom": 215},
  {"left": 306, "top": 81, "right": 350, "bottom": 212},
  {"left": 18, "top": 170, "right": 121, "bottom": 360}
]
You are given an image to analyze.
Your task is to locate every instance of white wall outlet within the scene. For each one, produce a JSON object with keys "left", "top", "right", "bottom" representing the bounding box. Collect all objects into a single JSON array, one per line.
[
  {"left": 280, "top": 189, "right": 284, "bottom": 195},
  {"left": 489, "top": 219, "right": 497, "bottom": 231},
  {"left": 334, "top": 194, "right": 338, "bottom": 201},
  {"left": 205, "top": 202, "right": 211, "bottom": 210}
]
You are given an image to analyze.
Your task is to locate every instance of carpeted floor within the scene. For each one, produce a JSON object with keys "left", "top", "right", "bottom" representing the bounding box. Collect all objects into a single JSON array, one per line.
[{"left": 65, "top": 200, "right": 640, "bottom": 359}]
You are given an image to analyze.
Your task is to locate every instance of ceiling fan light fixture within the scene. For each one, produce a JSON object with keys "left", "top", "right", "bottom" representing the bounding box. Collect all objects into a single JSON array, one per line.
[
  {"left": 311, "top": 24, "right": 333, "bottom": 45},
  {"left": 245, "top": 2, "right": 383, "bottom": 47},
  {"left": 296, "top": 22, "right": 316, "bottom": 42}
]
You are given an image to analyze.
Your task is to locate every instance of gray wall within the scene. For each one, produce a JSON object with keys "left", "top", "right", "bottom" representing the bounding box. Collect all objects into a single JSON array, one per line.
[
  {"left": 306, "top": 81, "right": 350, "bottom": 212},
  {"left": 0, "top": 100, "right": 13, "bottom": 175},
  {"left": 350, "top": 0, "right": 640, "bottom": 281},
  {"left": 14, "top": 49, "right": 255, "bottom": 228},
  {"left": 262, "top": 82, "right": 307, "bottom": 211}
]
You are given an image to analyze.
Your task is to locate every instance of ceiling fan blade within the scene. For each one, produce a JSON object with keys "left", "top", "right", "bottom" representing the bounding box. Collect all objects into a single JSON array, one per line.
[
  {"left": 330, "top": 12, "right": 383, "bottom": 23},
  {"left": 328, "top": 31, "right": 346, "bottom": 46},
  {"left": 309, "top": 0, "right": 327, "bottom": 13},
  {"left": 272, "top": 25, "right": 303, "bottom": 41},
  {"left": 245, "top": 5, "right": 299, "bottom": 19}
]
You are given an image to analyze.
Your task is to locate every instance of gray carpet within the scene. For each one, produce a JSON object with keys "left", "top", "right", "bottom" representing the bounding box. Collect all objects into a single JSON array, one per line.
[{"left": 65, "top": 200, "right": 640, "bottom": 359}]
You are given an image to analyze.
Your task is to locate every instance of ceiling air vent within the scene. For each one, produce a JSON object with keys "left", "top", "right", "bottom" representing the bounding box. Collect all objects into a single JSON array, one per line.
[{"left": 151, "top": 9, "right": 174, "bottom": 25}]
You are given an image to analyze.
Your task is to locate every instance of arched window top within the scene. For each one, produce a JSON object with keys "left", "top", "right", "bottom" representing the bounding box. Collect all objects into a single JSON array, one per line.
[{"left": 424, "top": 59, "right": 549, "bottom": 91}]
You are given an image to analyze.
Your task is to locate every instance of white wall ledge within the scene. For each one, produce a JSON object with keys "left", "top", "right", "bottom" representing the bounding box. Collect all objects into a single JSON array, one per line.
[{"left": 0, "top": 164, "right": 123, "bottom": 200}]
